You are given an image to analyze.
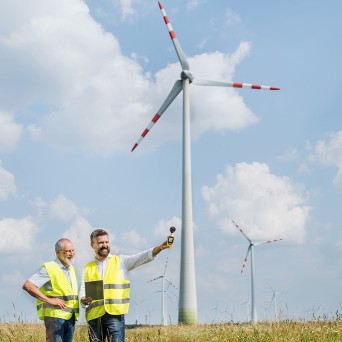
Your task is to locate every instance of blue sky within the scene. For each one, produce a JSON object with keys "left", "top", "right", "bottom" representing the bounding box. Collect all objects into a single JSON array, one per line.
[{"left": 1, "top": 0, "right": 342, "bottom": 324}]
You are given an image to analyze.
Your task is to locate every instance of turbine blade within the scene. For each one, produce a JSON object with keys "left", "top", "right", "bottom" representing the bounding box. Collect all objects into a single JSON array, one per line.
[
  {"left": 148, "top": 275, "right": 163, "bottom": 282},
  {"left": 131, "top": 80, "right": 183, "bottom": 152},
  {"left": 164, "top": 277, "right": 178, "bottom": 289},
  {"left": 241, "top": 245, "right": 251, "bottom": 274},
  {"left": 232, "top": 220, "right": 252, "bottom": 244},
  {"left": 270, "top": 293, "right": 275, "bottom": 305},
  {"left": 254, "top": 238, "right": 283, "bottom": 246},
  {"left": 193, "top": 78, "right": 280, "bottom": 90},
  {"left": 158, "top": 1, "right": 190, "bottom": 71}
]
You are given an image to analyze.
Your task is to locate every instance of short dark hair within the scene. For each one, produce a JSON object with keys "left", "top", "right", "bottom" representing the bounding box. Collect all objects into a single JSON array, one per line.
[{"left": 90, "top": 228, "right": 108, "bottom": 243}]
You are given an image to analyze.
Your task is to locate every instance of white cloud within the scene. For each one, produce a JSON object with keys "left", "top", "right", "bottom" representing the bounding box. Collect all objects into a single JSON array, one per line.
[
  {"left": 0, "top": 216, "right": 38, "bottom": 252},
  {"left": 0, "top": 163, "right": 16, "bottom": 200},
  {"left": 202, "top": 162, "right": 310, "bottom": 243},
  {"left": 144, "top": 43, "right": 258, "bottom": 148},
  {"left": 1, "top": 1, "right": 258, "bottom": 156},
  {"left": 31, "top": 194, "right": 90, "bottom": 222},
  {"left": 186, "top": 0, "right": 203, "bottom": 11},
  {"left": 154, "top": 216, "right": 181, "bottom": 238},
  {"left": 224, "top": 8, "right": 241, "bottom": 27},
  {"left": 118, "top": 0, "right": 136, "bottom": 19},
  {"left": 277, "top": 147, "right": 300, "bottom": 162},
  {"left": 49, "top": 194, "right": 80, "bottom": 221},
  {"left": 62, "top": 216, "right": 94, "bottom": 271},
  {"left": 120, "top": 230, "right": 147, "bottom": 253},
  {"left": 0, "top": 111, "right": 23, "bottom": 153},
  {"left": 28, "top": 194, "right": 95, "bottom": 268},
  {"left": 306, "top": 131, "right": 342, "bottom": 187}
]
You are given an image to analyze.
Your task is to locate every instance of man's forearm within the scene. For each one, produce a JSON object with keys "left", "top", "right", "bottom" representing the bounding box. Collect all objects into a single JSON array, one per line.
[
  {"left": 22, "top": 280, "right": 49, "bottom": 302},
  {"left": 152, "top": 241, "right": 168, "bottom": 257}
]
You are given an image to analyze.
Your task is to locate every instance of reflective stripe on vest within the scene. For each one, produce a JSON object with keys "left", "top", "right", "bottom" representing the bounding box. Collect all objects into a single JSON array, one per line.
[
  {"left": 104, "top": 284, "right": 130, "bottom": 289},
  {"left": 36, "top": 261, "right": 79, "bottom": 321},
  {"left": 84, "top": 256, "right": 130, "bottom": 321},
  {"left": 37, "top": 303, "right": 80, "bottom": 313}
]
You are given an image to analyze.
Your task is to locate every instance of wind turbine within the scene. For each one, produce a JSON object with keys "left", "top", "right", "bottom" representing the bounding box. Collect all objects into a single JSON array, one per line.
[
  {"left": 148, "top": 257, "right": 177, "bottom": 326},
  {"left": 240, "top": 297, "right": 251, "bottom": 323},
  {"left": 268, "top": 285, "right": 285, "bottom": 321},
  {"left": 210, "top": 301, "right": 221, "bottom": 323},
  {"left": 222, "top": 305, "right": 234, "bottom": 323},
  {"left": 232, "top": 220, "right": 283, "bottom": 323},
  {"left": 131, "top": 1, "right": 280, "bottom": 324},
  {"left": 131, "top": 299, "right": 144, "bottom": 325}
]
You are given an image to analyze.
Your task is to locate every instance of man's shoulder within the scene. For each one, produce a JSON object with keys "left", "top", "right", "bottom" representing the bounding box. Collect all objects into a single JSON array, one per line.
[{"left": 41, "top": 260, "right": 57, "bottom": 268}]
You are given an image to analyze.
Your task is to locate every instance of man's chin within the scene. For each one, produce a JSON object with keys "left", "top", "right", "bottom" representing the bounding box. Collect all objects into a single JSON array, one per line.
[
  {"left": 99, "top": 249, "right": 109, "bottom": 257},
  {"left": 66, "top": 258, "right": 74, "bottom": 265}
]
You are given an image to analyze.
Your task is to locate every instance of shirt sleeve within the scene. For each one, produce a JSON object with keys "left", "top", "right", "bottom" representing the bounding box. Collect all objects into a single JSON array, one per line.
[
  {"left": 120, "top": 248, "right": 155, "bottom": 277},
  {"left": 27, "top": 266, "right": 51, "bottom": 289}
]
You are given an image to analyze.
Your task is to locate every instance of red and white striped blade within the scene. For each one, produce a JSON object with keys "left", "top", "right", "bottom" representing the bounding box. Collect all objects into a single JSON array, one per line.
[
  {"left": 131, "top": 80, "right": 183, "bottom": 152},
  {"left": 254, "top": 238, "right": 283, "bottom": 246},
  {"left": 232, "top": 220, "right": 252, "bottom": 244},
  {"left": 241, "top": 245, "right": 251, "bottom": 274},
  {"left": 158, "top": 1, "right": 190, "bottom": 71},
  {"left": 193, "top": 78, "right": 280, "bottom": 90}
]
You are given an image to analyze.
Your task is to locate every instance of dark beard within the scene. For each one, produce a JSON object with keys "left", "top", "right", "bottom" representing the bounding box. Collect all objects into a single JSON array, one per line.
[{"left": 98, "top": 247, "right": 110, "bottom": 257}]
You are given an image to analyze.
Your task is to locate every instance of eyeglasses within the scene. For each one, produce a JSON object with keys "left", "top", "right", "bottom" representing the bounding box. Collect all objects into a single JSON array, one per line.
[{"left": 61, "top": 249, "right": 75, "bottom": 254}]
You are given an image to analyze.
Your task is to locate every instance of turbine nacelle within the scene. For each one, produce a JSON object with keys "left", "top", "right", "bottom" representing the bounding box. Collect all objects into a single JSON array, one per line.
[{"left": 181, "top": 70, "right": 194, "bottom": 83}]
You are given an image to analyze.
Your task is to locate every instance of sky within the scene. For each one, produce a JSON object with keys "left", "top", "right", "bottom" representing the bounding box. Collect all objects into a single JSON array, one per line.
[{"left": 1, "top": 0, "right": 342, "bottom": 325}]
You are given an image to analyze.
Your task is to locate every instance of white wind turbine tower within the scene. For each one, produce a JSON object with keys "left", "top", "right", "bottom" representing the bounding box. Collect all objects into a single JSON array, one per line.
[
  {"left": 148, "top": 258, "right": 177, "bottom": 326},
  {"left": 232, "top": 220, "right": 283, "bottom": 323},
  {"left": 131, "top": 1, "right": 280, "bottom": 324}
]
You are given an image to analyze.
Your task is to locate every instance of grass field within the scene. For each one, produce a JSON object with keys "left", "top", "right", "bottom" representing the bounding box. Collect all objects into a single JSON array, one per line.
[{"left": 1, "top": 321, "right": 342, "bottom": 341}]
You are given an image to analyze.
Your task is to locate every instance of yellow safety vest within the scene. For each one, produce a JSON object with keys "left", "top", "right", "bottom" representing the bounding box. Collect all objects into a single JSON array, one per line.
[
  {"left": 84, "top": 256, "right": 130, "bottom": 321},
  {"left": 36, "top": 261, "right": 79, "bottom": 321}
]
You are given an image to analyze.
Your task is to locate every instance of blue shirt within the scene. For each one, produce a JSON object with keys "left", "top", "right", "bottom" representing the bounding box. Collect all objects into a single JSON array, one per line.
[{"left": 28, "top": 258, "right": 73, "bottom": 289}]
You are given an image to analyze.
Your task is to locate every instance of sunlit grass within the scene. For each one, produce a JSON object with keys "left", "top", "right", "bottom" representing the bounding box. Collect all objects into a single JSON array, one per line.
[{"left": 1, "top": 321, "right": 342, "bottom": 341}]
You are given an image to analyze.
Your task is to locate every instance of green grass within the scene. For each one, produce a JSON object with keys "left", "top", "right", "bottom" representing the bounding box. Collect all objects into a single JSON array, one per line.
[{"left": 1, "top": 321, "right": 342, "bottom": 341}]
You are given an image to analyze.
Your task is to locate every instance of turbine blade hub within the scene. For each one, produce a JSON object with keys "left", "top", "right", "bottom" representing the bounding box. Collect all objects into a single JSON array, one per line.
[{"left": 181, "top": 71, "right": 194, "bottom": 83}]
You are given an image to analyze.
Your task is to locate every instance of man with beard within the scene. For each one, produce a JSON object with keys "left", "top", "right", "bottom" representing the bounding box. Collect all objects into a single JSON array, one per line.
[
  {"left": 79, "top": 228, "right": 169, "bottom": 342},
  {"left": 22, "top": 238, "right": 79, "bottom": 342}
]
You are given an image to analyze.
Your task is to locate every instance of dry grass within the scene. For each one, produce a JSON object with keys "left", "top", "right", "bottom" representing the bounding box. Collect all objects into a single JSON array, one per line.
[{"left": 1, "top": 321, "right": 342, "bottom": 341}]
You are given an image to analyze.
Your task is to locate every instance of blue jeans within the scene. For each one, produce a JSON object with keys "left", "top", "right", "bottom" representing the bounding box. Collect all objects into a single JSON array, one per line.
[
  {"left": 88, "top": 313, "right": 125, "bottom": 342},
  {"left": 44, "top": 314, "right": 75, "bottom": 342}
]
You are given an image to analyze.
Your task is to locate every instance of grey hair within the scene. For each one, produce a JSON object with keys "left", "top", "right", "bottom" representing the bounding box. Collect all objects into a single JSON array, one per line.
[
  {"left": 55, "top": 238, "right": 71, "bottom": 252},
  {"left": 90, "top": 228, "right": 108, "bottom": 243}
]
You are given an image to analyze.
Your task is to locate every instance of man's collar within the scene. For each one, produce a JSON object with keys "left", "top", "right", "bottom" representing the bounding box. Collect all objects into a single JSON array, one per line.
[
  {"left": 54, "top": 257, "right": 71, "bottom": 269},
  {"left": 94, "top": 253, "right": 112, "bottom": 262}
]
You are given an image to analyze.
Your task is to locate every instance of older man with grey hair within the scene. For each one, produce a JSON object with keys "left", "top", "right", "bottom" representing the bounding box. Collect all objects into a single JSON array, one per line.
[{"left": 23, "top": 238, "right": 79, "bottom": 342}]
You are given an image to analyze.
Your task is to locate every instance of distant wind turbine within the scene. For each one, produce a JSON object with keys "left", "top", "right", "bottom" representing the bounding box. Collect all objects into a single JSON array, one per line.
[
  {"left": 222, "top": 305, "right": 234, "bottom": 323},
  {"left": 148, "top": 257, "right": 177, "bottom": 326},
  {"left": 240, "top": 297, "right": 251, "bottom": 322},
  {"left": 131, "top": 0, "right": 280, "bottom": 324},
  {"left": 268, "top": 285, "right": 285, "bottom": 321},
  {"left": 232, "top": 220, "right": 283, "bottom": 323},
  {"left": 210, "top": 301, "right": 221, "bottom": 323},
  {"left": 131, "top": 299, "right": 144, "bottom": 325}
]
